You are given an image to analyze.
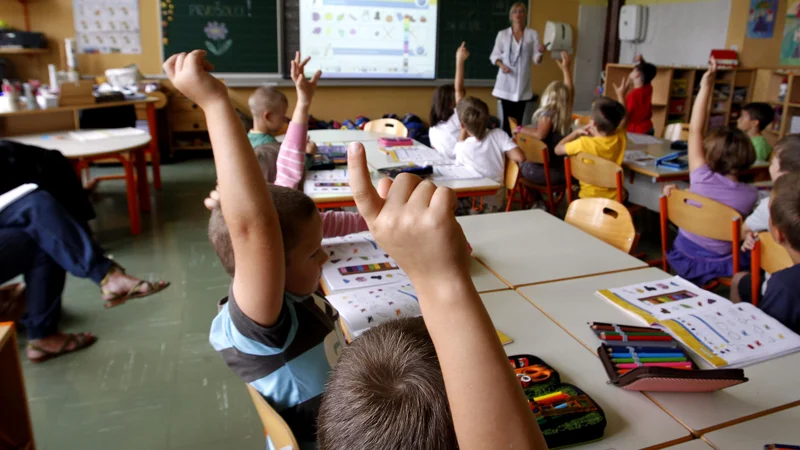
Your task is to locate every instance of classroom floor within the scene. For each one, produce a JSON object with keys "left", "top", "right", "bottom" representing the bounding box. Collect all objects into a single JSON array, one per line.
[{"left": 16, "top": 157, "right": 264, "bottom": 450}]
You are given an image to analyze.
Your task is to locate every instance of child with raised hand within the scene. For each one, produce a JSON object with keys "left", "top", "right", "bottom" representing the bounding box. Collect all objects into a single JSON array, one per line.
[
  {"left": 429, "top": 42, "right": 469, "bottom": 161},
  {"left": 613, "top": 54, "right": 656, "bottom": 135},
  {"left": 163, "top": 50, "right": 345, "bottom": 450},
  {"left": 666, "top": 57, "right": 758, "bottom": 286},
  {"left": 317, "top": 144, "right": 547, "bottom": 450},
  {"left": 518, "top": 51, "right": 573, "bottom": 185}
]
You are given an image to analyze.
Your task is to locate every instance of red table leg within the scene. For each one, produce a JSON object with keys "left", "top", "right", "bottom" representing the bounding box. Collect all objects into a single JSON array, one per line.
[
  {"left": 133, "top": 147, "right": 151, "bottom": 213},
  {"left": 146, "top": 103, "right": 162, "bottom": 189},
  {"left": 118, "top": 153, "right": 141, "bottom": 236}
]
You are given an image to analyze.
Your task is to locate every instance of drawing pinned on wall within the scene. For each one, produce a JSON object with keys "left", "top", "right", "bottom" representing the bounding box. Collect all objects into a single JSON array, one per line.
[
  {"left": 73, "top": 0, "right": 141, "bottom": 54},
  {"left": 746, "top": 0, "right": 777, "bottom": 39},
  {"left": 204, "top": 21, "right": 232, "bottom": 56},
  {"left": 780, "top": 0, "right": 800, "bottom": 65}
]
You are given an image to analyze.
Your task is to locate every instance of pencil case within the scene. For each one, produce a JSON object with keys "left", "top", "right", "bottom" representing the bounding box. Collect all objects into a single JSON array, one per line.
[
  {"left": 378, "top": 165, "right": 433, "bottom": 179},
  {"left": 597, "top": 344, "right": 748, "bottom": 392},
  {"left": 309, "top": 154, "right": 336, "bottom": 171},
  {"left": 509, "top": 354, "right": 606, "bottom": 448},
  {"left": 378, "top": 137, "right": 414, "bottom": 146}
]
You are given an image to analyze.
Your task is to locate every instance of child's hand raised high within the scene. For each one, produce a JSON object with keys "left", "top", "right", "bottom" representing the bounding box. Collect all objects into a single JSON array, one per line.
[
  {"left": 291, "top": 51, "right": 322, "bottom": 107},
  {"left": 456, "top": 41, "right": 470, "bottom": 63},
  {"left": 347, "top": 142, "right": 470, "bottom": 287},
  {"left": 556, "top": 51, "right": 570, "bottom": 71},
  {"left": 163, "top": 50, "right": 227, "bottom": 109},
  {"left": 701, "top": 56, "right": 718, "bottom": 86}
]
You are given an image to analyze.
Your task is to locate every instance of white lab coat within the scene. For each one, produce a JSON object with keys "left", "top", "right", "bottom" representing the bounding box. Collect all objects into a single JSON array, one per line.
[{"left": 490, "top": 27, "right": 543, "bottom": 102}]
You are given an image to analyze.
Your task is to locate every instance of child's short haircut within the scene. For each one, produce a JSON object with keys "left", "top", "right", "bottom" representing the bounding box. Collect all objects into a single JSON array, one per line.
[
  {"left": 770, "top": 172, "right": 800, "bottom": 251},
  {"left": 636, "top": 60, "right": 657, "bottom": 85},
  {"left": 743, "top": 103, "right": 775, "bottom": 132},
  {"left": 209, "top": 184, "right": 318, "bottom": 276},
  {"left": 249, "top": 86, "right": 288, "bottom": 117},
  {"left": 430, "top": 84, "right": 455, "bottom": 126},
  {"left": 591, "top": 97, "right": 627, "bottom": 134},
  {"left": 774, "top": 134, "right": 800, "bottom": 173},
  {"left": 318, "top": 317, "right": 457, "bottom": 450},
  {"left": 457, "top": 96, "right": 490, "bottom": 140},
  {"left": 703, "top": 128, "right": 756, "bottom": 175}
]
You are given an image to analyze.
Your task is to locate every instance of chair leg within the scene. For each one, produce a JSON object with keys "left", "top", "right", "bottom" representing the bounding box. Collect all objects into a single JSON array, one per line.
[
  {"left": 133, "top": 148, "right": 152, "bottom": 213},
  {"left": 146, "top": 102, "right": 163, "bottom": 190},
  {"left": 119, "top": 154, "right": 141, "bottom": 236}
]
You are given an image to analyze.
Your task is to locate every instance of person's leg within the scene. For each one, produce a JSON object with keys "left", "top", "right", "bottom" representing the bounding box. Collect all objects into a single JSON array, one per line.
[
  {"left": 500, "top": 99, "right": 525, "bottom": 136},
  {"left": 731, "top": 272, "right": 752, "bottom": 304}
]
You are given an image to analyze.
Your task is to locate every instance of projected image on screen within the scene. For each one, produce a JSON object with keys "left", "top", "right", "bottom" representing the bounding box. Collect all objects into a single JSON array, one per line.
[{"left": 300, "top": 0, "right": 438, "bottom": 79}]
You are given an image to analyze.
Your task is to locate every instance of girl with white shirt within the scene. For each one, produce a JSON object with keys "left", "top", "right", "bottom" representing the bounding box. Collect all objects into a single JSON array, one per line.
[
  {"left": 490, "top": 1, "right": 544, "bottom": 136},
  {"left": 429, "top": 42, "right": 469, "bottom": 160}
]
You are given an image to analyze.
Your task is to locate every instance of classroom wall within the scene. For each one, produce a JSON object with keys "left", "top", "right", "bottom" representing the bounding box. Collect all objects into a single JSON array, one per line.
[
  {"left": 618, "top": 0, "right": 732, "bottom": 66},
  {"left": 574, "top": 0, "right": 608, "bottom": 111},
  {"left": 0, "top": 0, "right": 579, "bottom": 123},
  {"left": 726, "top": 0, "right": 788, "bottom": 68}
]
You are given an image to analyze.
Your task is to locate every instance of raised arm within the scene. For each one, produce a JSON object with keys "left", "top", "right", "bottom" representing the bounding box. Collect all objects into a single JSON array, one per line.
[
  {"left": 531, "top": 30, "right": 544, "bottom": 65},
  {"left": 688, "top": 57, "right": 716, "bottom": 172},
  {"left": 347, "top": 144, "right": 546, "bottom": 450},
  {"left": 455, "top": 42, "right": 469, "bottom": 104},
  {"left": 556, "top": 51, "right": 574, "bottom": 106},
  {"left": 164, "top": 51, "right": 284, "bottom": 326},
  {"left": 275, "top": 53, "right": 322, "bottom": 190}
]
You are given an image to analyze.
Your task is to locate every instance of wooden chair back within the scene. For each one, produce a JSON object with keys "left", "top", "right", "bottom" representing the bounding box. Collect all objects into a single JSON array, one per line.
[
  {"left": 564, "top": 152, "right": 624, "bottom": 203},
  {"left": 659, "top": 189, "right": 743, "bottom": 274},
  {"left": 573, "top": 114, "right": 591, "bottom": 128},
  {"left": 504, "top": 158, "right": 520, "bottom": 191},
  {"left": 364, "top": 118, "right": 408, "bottom": 137},
  {"left": 508, "top": 116, "right": 519, "bottom": 134},
  {"left": 247, "top": 385, "right": 299, "bottom": 450},
  {"left": 565, "top": 198, "right": 636, "bottom": 253},
  {"left": 751, "top": 231, "right": 793, "bottom": 305},
  {"left": 516, "top": 134, "right": 548, "bottom": 164},
  {"left": 664, "top": 123, "right": 690, "bottom": 142}
]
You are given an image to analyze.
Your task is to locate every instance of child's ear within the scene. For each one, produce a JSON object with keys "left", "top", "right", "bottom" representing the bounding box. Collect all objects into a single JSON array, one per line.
[{"left": 769, "top": 218, "right": 787, "bottom": 246}]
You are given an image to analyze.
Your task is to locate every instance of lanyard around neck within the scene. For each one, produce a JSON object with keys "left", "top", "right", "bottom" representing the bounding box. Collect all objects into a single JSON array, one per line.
[{"left": 508, "top": 30, "right": 523, "bottom": 67}]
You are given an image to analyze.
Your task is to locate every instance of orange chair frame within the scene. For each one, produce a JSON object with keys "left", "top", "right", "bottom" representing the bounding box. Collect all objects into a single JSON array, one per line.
[
  {"left": 510, "top": 135, "right": 567, "bottom": 214},
  {"left": 659, "top": 190, "right": 743, "bottom": 288},
  {"left": 750, "top": 231, "right": 793, "bottom": 306},
  {"left": 564, "top": 153, "right": 624, "bottom": 204}
]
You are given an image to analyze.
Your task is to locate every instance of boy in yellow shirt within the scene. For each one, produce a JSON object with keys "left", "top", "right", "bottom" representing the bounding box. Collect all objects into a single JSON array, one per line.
[{"left": 555, "top": 97, "right": 627, "bottom": 199}]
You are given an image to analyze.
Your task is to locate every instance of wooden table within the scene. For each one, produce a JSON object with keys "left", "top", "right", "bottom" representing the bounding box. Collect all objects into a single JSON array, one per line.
[
  {"left": 482, "top": 290, "right": 692, "bottom": 449},
  {"left": 662, "top": 440, "right": 715, "bottom": 450},
  {"left": 516, "top": 268, "right": 800, "bottom": 436},
  {"left": 0, "top": 322, "right": 34, "bottom": 450},
  {"left": 702, "top": 407, "right": 800, "bottom": 449},
  {"left": 457, "top": 210, "right": 648, "bottom": 288},
  {"left": 6, "top": 130, "right": 153, "bottom": 235},
  {"left": 293, "top": 130, "right": 502, "bottom": 209},
  {"left": 0, "top": 96, "right": 162, "bottom": 190}
]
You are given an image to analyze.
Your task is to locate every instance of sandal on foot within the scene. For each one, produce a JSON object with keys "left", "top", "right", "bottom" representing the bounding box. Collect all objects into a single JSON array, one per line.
[
  {"left": 27, "top": 333, "right": 97, "bottom": 363},
  {"left": 102, "top": 279, "right": 170, "bottom": 309}
]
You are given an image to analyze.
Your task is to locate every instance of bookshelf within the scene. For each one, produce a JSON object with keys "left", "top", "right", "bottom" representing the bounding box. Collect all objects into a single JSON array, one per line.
[
  {"left": 751, "top": 69, "right": 800, "bottom": 146},
  {"left": 604, "top": 64, "right": 755, "bottom": 138}
]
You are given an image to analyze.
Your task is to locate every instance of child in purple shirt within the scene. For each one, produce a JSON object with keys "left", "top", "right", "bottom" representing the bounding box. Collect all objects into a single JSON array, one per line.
[{"left": 665, "top": 58, "right": 758, "bottom": 285}]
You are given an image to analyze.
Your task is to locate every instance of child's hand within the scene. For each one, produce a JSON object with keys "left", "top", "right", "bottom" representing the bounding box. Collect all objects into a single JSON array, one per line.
[
  {"left": 661, "top": 184, "right": 677, "bottom": 197},
  {"left": 306, "top": 140, "right": 318, "bottom": 155},
  {"left": 163, "top": 50, "right": 227, "bottom": 109},
  {"left": 742, "top": 232, "right": 757, "bottom": 252},
  {"left": 347, "top": 142, "right": 470, "bottom": 285},
  {"left": 613, "top": 77, "right": 630, "bottom": 98},
  {"left": 634, "top": 54, "right": 644, "bottom": 63},
  {"left": 556, "top": 51, "right": 570, "bottom": 71},
  {"left": 456, "top": 41, "right": 470, "bottom": 63},
  {"left": 290, "top": 51, "right": 322, "bottom": 107},
  {"left": 204, "top": 186, "right": 220, "bottom": 211},
  {"left": 701, "top": 57, "right": 718, "bottom": 86}
]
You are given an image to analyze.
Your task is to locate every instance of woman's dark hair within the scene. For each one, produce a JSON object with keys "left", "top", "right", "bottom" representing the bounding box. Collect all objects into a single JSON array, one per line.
[{"left": 430, "top": 84, "right": 455, "bottom": 126}]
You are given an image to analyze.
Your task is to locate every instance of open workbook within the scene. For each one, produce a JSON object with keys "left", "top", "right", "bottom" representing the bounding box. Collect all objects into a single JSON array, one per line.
[{"left": 597, "top": 276, "right": 800, "bottom": 368}]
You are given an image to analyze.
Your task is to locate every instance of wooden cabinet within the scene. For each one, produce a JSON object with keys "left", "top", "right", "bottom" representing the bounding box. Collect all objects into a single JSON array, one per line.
[
  {"left": 0, "top": 323, "right": 35, "bottom": 450},
  {"left": 163, "top": 81, "right": 212, "bottom": 154},
  {"left": 751, "top": 69, "right": 800, "bottom": 147}
]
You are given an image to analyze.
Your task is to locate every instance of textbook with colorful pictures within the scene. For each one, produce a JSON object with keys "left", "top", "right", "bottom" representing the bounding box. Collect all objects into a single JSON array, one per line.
[{"left": 596, "top": 276, "right": 800, "bottom": 368}]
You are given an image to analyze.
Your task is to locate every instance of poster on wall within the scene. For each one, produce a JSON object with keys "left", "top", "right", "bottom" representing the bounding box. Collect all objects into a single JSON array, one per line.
[
  {"left": 747, "top": 0, "right": 777, "bottom": 38},
  {"left": 73, "top": 0, "right": 141, "bottom": 54},
  {"left": 780, "top": 0, "right": 800, "bottom": 65}
]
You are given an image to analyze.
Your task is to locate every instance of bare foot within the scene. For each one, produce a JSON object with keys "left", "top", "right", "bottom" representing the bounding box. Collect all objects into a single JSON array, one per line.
[
  {"left": 27, "top": 331, "right": 97, "bottom": 362},
  {"left": 101, "top": 270, "right": 169, "bottom": 306}
]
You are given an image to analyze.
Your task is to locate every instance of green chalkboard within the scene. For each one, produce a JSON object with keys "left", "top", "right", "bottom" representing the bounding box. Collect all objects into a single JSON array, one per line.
[
  {"left": 161, "top": 0, "right": 279, "bottom": 73},
  {"left": 437, "top": 0, "right": 524, "bottom": 80}
]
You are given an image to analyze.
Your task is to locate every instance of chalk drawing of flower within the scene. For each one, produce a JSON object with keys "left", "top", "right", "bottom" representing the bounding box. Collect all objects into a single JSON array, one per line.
[
  {"left": 204, "top": 21, "right": 232, "bottom": 56},
  {"left": 204, "top": 21, "right": 228, "bottom": 41}
]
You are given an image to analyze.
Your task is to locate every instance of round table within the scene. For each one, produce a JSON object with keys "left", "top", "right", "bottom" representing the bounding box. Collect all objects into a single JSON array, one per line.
[{"left": 6, "top": 130, "right": 153, "bottom": 235}]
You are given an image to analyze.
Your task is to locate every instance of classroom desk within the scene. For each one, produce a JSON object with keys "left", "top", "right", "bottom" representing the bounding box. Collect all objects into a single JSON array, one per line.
[
  {"left": 0, "top": 96, "right": 162, "bottom": 189},
  {"left": 0, "top": 323, "right": 34, "bottom": 450},
  {"left": 702, "top": 406, "right": 800, "bottom": 449},
  {"left": 663, "top": 440, "right": 714, "bottom": 450},
  {"left": 483, "top": 291, "right": 692, "bottom": 449},
  {"left": 516, "top": 268, "right": 800, "bottom": 436},
  {"left": 457, "top": 210, "right": 648, "bottom": 288},
  {"left": 6, "top": 129, "right": 153, "bottom": 235}
]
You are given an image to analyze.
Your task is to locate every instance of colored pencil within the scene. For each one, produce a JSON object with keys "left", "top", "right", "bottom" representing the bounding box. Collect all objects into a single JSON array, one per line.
[
  {"left": 610, "top": 352, "right": 686, "bottom": 358},
  {"left": 533, "top": 391, "right": 565, "bottom": 403},
  {"left": 599, "top": 332, "right": 670, "bottom": 337},
  {"left": 600, "top": 334, "right": 673, "bottom": 341},
  {"left": 589, "top": 322, "right": 662, "bottom": 332},
  {"left": 612, "top": 357, "right": 687, "bottom": 363},
  {"left": 535, "top": 393, "right": 569, "bottom": 405},
  {"left": 615, "top": 362, "right": 693, "bottom": 369},
  {"left": 606, "top": 346, "right": 681, "bottom": 353}
]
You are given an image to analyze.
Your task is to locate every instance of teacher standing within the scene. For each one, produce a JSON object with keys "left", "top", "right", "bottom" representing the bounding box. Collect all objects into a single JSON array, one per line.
[{"left": 490, "top": 1, "right": 544, "bottom": 136}]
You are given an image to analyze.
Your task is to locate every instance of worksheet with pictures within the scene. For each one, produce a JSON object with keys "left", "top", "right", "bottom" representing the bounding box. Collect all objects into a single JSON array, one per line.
[
  {"left": 325, "top": 282, "right": 420, "bottom": 338},
  {"left": 303, "top": 169, "right": 351, "bottom": 195},
  {"left": 322, "top": 232, "right": 385, "bottom": 260},
  {"left": 322, "top": 254, "right": 408, "bottom": 292}
]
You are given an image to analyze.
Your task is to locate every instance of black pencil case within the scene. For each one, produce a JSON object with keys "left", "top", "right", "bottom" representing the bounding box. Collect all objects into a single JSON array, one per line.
[
  {"left": 598, "top": 344, "right": 748, "bottom": 392},
  {"left": 509, "top": 354, "right": 606, "bottom": 449},
  {"left": 378, "top": 165, "right": 433, "bottom": 179}
]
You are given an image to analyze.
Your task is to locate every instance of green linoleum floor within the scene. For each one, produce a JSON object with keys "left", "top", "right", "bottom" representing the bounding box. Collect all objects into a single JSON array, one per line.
[{"left": 16, "top": 158, "right": 265, "bottom": 450}]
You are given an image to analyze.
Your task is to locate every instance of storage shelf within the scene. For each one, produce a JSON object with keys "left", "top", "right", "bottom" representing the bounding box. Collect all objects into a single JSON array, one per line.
[{"left": 0, "top": 47, "right": 47, "bottom": 55}]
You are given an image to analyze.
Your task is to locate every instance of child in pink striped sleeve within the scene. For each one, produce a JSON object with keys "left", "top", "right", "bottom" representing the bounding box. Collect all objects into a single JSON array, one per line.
[{"left": 204, "top": 52, "right": 368, "bottom": 240}]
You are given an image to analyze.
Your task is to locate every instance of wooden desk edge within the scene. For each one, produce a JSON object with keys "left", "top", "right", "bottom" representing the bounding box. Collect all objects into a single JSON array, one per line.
[{"left": 0, "top": 97, "right": 159, "bottom": 117}]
